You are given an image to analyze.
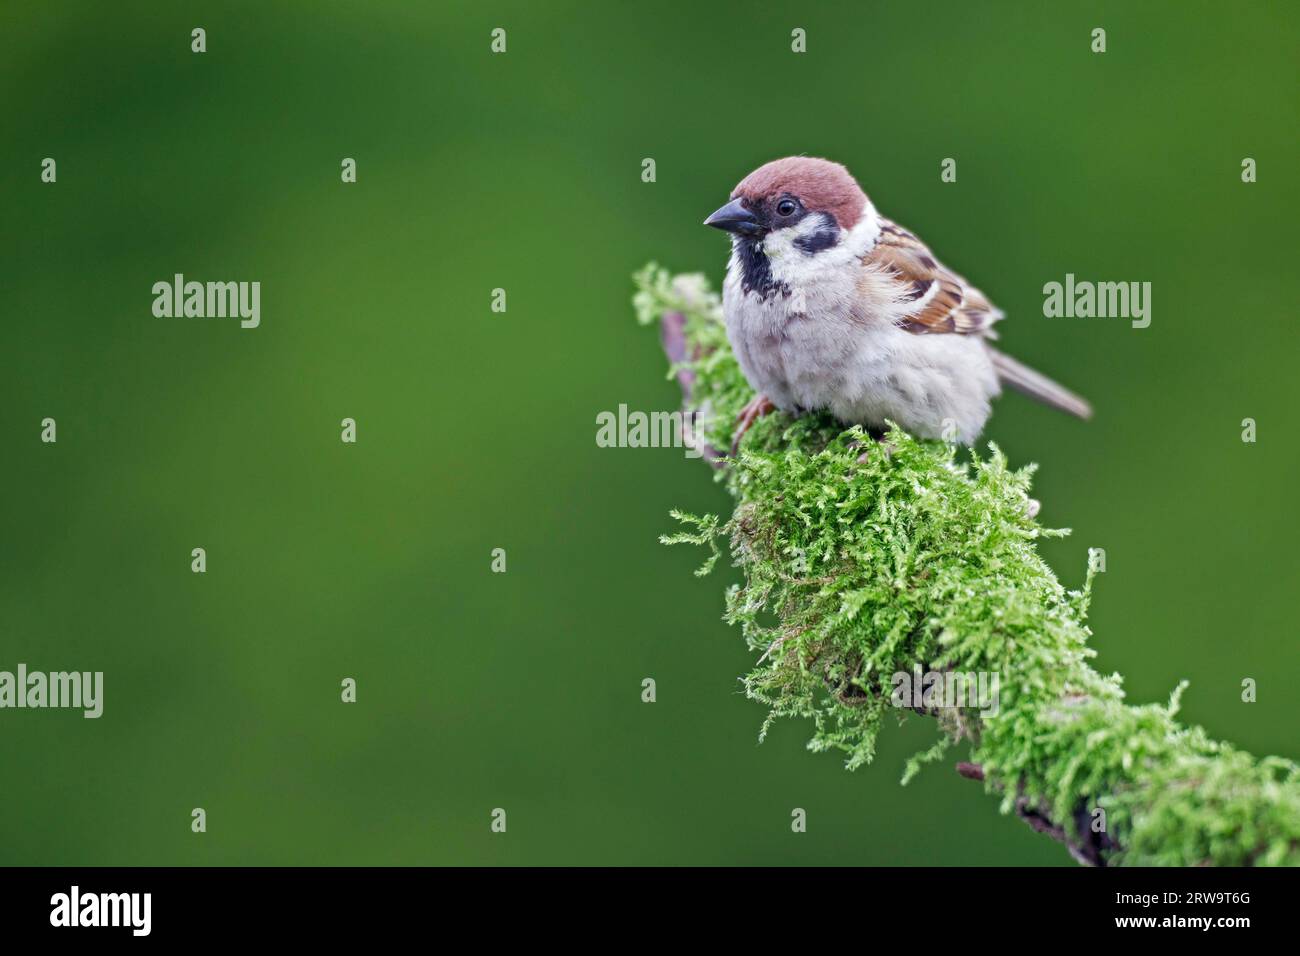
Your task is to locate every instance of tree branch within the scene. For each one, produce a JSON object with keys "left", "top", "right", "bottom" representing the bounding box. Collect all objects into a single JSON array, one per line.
[
  {"left": 662, "top": 307, "right": 1109, "bottom": 864},
  {"left": 660, "top": 310, "right": 724, "bottom": 467},
  {"left": 640, "top": 263, "right": 1300, "bottom": 867}
]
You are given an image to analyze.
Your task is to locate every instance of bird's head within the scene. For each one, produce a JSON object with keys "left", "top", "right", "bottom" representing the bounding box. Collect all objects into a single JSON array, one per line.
[{"left": 704, "top": 156, "right": 870, "bottom": 255}]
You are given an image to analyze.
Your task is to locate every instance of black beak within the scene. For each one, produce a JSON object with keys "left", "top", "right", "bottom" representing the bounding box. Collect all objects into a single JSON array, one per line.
[{"left": 704, "top": 198, "right": 763, "bottom": 236}]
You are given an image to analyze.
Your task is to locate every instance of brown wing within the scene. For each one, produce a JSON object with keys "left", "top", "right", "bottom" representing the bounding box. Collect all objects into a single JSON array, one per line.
[{"left": 866, "top": 219, "right": 1003, "bottom": 337}]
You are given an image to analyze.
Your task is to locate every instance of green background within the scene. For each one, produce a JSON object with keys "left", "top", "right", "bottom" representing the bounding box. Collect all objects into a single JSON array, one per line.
[{"left": 2, "top": 0, "right": 1296, "bottom": 865}]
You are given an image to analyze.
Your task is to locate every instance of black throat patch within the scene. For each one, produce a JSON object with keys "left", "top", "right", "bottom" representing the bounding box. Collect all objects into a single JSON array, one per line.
[{"left": 734, "top": 237, "right": 791, "bottom": 303}]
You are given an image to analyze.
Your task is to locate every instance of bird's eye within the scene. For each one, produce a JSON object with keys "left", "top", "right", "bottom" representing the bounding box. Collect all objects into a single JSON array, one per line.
[{"left": 777, "top": 198, "right": 798, "bottom": 217}]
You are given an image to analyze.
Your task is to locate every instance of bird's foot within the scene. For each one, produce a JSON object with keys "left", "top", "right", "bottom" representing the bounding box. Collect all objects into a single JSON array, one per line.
[
  {"left": 730, "top": 394, "right": 776, "bottom": 456},
  {"left": 855, "top": 426, "right": 896, "bottom": 463}
]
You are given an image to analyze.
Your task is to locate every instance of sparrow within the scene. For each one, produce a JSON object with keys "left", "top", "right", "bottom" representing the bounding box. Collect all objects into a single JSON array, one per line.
[{"left": 704, "top": 156, "right": 1091, "bottom": 451}]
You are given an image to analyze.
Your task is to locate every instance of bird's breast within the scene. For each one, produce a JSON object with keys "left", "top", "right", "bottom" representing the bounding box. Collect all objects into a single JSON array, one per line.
[{"left": 723, "top": 269, "right": 862, "bottom": 412}]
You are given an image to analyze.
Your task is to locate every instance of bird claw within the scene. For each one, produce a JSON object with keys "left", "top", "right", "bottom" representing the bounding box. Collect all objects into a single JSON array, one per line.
[
  {"left": 855, "top": 431, "right": 896, "bottom": 464},
  {"left": 730, "top": 395, "right": 776, "bottom": 456}
]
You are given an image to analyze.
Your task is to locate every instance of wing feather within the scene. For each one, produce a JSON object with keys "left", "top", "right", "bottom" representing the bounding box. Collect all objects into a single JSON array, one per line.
[{"left": 866, "top": 219, "right": 1003, "bottom": 337}]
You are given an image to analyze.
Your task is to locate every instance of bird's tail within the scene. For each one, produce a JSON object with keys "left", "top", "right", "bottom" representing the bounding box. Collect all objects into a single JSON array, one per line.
[{"left": 988, "top": 346, "right": 1092, "bottom": 421}]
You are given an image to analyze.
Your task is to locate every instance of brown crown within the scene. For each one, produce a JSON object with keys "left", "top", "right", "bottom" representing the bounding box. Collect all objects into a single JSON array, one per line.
[{"left": 732, "top": 156, "right": 868, "bottom": 229}]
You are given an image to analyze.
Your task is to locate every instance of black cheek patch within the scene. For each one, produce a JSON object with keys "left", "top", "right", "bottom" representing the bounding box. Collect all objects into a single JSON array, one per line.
[{"left": 794, "top": 220, "right": 841, "bottom": 255}]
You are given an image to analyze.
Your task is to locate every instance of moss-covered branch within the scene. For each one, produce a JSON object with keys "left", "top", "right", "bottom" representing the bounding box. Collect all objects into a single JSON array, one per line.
[{"left": 635, "top": 263, "right": 1300, "bottom": 867}]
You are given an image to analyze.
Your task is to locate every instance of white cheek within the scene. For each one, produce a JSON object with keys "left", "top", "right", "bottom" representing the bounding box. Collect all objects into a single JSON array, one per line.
[
  {"left": 761, "top": 232, "right": 793, "bottom": 260},
  {"left": 764, "top": 210, "right": 883, "bottom": 290}
]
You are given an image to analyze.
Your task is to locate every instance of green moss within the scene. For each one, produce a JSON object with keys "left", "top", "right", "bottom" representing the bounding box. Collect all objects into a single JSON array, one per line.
[{"left": 636, "top": 263, "right": 1300, "bottom": 866}]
